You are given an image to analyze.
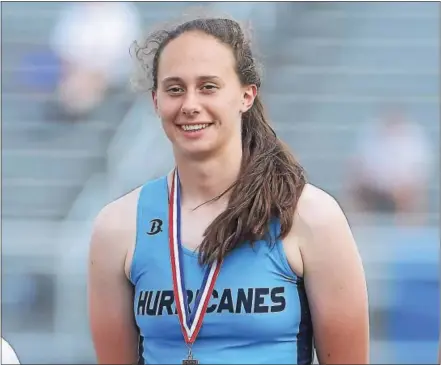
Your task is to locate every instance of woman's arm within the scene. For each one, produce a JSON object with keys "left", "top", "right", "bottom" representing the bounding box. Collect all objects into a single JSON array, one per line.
[
  {"left": 298, "top": 186, "right": 370, "bottom": 364},
  {"left": 88, "top": 204, "right": 139, "bottom": 364}
]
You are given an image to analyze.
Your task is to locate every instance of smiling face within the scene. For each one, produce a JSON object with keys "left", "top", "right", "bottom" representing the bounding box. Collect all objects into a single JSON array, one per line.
[{"left": 152, "top": 31, "right": 256, "bottom": 159}]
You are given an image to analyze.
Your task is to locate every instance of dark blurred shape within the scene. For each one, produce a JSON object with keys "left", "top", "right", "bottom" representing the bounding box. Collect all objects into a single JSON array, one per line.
[
  {"left": 2, "top": 262, "right": 55, "bottom": 333},
  {"left": 346, "top": 104, "right": 433, "bottom": 225}
]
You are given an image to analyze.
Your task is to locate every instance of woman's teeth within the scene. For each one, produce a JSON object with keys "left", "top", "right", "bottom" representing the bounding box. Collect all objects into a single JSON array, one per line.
[{"left": 181, "top": 123, "right": 210, "bottom": 132}]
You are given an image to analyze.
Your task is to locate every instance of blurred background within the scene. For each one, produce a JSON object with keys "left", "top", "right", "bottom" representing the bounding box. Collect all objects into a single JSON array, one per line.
[{"left": 1, "top": 1, "right": 439, "bottom": 364}]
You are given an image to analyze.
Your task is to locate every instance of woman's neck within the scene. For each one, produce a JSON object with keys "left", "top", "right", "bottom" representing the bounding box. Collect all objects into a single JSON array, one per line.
[{"left": 173, "top": 147, "right": 243, "bottom": 208}]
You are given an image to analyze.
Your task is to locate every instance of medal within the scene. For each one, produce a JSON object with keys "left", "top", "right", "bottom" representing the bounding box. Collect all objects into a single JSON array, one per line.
[
  {"left": 169, "top": 169, "right": 222, "bottom": 364},
  {"left": 182, "top": 347, "right": 199, "bottom": 364}
]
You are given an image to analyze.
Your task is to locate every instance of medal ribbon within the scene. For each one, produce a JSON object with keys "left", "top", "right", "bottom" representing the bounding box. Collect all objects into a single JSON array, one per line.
[{"left": 169, "top": 169, "right": 222, "bottom": 344}]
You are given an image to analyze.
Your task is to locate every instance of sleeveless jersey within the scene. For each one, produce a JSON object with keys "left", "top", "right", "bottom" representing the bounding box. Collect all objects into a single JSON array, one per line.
[{"left": 130, "top": 176, "right": 314, "bottom": 364}]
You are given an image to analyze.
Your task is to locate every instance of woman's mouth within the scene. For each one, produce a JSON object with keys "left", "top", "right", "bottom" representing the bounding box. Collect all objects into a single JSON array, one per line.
[{"left": 180, "top": 123, "right": 212, "bottom": 132}]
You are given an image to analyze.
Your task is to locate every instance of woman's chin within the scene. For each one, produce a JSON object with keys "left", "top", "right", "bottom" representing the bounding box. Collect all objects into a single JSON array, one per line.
[{"left": 174, "top": 139, "right": 220, "bottom": 161}]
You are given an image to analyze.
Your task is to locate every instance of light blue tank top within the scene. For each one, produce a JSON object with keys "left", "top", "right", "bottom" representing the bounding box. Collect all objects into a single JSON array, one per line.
[{"left": 130, "top": 176, "right": 314, "bottom": 364}]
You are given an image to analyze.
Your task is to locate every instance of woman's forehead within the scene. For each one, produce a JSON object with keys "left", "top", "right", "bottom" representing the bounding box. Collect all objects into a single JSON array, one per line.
[{"left": 158, "top": 32, "right": 236, "bottom": 79}]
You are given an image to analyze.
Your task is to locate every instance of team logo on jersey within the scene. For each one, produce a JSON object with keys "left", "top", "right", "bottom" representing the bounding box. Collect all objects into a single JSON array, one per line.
[
  {"left": 136, "top": 287, "right": 287, "bottom": 316},
  {"left": 147, "top": 219, "right": 163, "bottom": 235}
]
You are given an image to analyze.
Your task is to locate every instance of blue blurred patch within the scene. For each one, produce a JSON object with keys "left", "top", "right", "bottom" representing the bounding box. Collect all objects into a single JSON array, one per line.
[
  {"left": 18, "top": 49, "right": 61, "bottom": 92},
  {"left": 383, "top": 227, "right": 439, "bottom": 363},
  {"left": 387, "top": 276, "right": 439, "bottom": 340}
]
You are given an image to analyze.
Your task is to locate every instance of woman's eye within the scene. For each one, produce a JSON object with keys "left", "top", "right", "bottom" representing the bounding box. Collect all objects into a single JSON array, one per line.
[
  {"left": 167, "top": 87, "right": 184, "bottom": 94},
  {"left": 202, "top": 84, "right": 217, "bottom": 91}
]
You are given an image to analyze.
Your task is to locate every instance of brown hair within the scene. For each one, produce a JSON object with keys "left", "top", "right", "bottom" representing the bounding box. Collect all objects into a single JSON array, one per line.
[{"left": 132, "top": 15, "right": 307, "bottom": 266}]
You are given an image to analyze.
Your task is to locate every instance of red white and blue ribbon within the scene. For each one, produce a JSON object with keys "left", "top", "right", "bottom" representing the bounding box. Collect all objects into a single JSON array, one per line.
[{"left": 169, "top": 169, "right": 222, "bottom": 345}]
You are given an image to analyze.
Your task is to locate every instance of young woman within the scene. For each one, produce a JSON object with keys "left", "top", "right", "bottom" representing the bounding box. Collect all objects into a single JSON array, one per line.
[{"left": 88, "top": 16, "right": 369, "bottom": 365}]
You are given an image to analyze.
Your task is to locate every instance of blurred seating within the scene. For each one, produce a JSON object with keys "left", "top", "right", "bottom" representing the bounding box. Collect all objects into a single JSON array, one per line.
[
  {"left": 1, "top": 2, "right": 198, "bottom": 221},
  {"left": 3, "top": 2, "right": 438, "bottom": 222},
  {"left": 263, "top": 2, "right": 439, "bottom": 224}
]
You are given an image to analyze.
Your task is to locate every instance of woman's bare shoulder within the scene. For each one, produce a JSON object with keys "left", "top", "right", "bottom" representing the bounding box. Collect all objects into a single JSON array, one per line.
[
  {"left": 290, "top": 182, "right": 355, "bottom": 256},
  {"left": 90, "top": 186, "right": 143, "bottom": 257},
  {"left": 295, "top": 183, "right": 345, "bottom": 228},
  {"left": 95, "top": 187, "right": 143, "bottom": 230},
  {"left": 284, "top": 183, "right": 349, "bottom": 273}
]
